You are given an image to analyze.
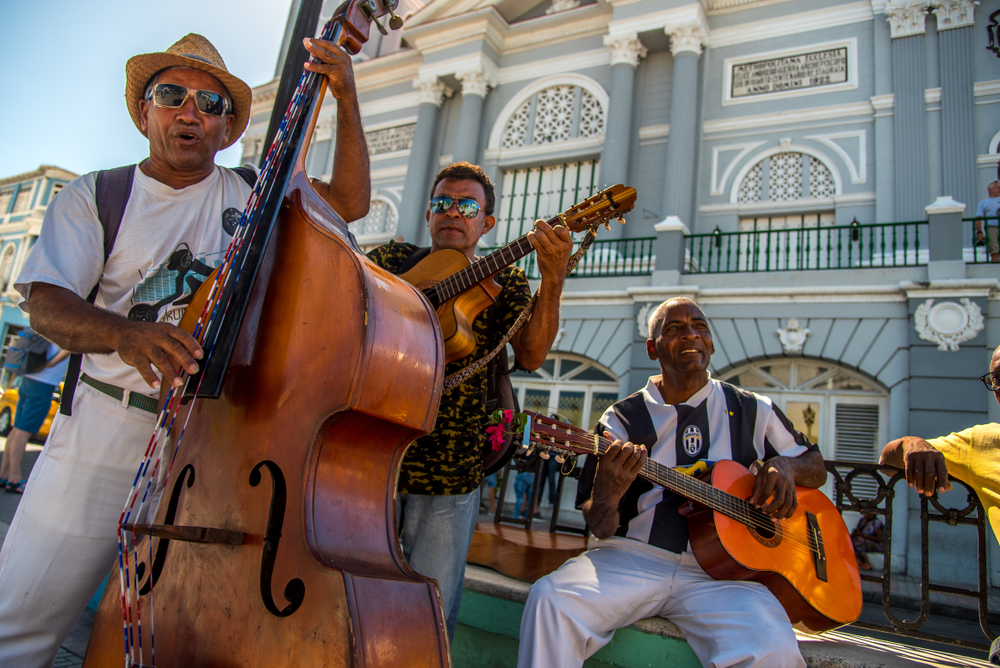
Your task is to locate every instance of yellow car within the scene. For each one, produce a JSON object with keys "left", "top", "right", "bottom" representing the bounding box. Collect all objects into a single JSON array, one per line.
[{"left": 0, "top": 383, "right": 61, "bottom": 441}]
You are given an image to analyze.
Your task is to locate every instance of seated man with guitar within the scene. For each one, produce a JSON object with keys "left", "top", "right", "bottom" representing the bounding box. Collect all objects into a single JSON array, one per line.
[
  {"left": 366, "top": 162, "right": 573, "bottom": 640},
  {"left": 518, "top": 297, "right": 828, "bottom": 668}
]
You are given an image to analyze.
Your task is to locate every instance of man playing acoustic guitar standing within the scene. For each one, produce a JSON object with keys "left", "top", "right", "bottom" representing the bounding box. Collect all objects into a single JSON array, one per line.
[
  {"left": 366, "top": 161, "right": 573, "bottom": 641},
  {"left": 518, "top": 297, "right": 827, "bottom": 668}
]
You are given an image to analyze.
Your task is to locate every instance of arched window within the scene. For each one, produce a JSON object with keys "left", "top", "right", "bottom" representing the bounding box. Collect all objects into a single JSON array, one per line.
[
  {"left": 737, "top": 152, "right": 836, "bottom": 203},
  {"left": 354, "top": 196, "right": 398, "bottom": 246},
  {"left": 500, "top": 85, "right": 605, "bottom": 149},
  {"left": 0, "top": 245, "right": 15, "bottom": 291},
  {"left": 511, "top": 353, "right": 618, "bottom": 431},
  {"left": 718, "top": 359, "right": 887, "bottom": 499}
]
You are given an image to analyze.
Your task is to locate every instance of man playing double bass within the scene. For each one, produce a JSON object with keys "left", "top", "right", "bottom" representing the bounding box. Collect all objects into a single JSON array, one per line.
[
  {"left": 367, "top": 162, "right": 574, "bottom": 640},
  {"left": 0, "top": 34, "right": 368, "bottom": 667}
]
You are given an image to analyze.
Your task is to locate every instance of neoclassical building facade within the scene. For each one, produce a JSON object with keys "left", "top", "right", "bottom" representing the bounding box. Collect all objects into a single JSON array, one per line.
[{"left": 247, "top": 0, "right": 999, "bottom": 582}]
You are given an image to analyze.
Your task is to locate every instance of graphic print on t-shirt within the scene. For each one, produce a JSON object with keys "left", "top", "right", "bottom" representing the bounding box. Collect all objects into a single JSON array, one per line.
[
  {"left": 674, "top": 403, "right": 710, "bottom": 464},
  {"left": 128, "top": 244, "right": 227, "bottom": 323}
]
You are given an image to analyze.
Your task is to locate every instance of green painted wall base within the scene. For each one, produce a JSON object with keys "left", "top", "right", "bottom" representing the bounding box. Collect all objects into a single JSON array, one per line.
[{"left": 454, "top": 589, "right": 701, "bottom": 668}]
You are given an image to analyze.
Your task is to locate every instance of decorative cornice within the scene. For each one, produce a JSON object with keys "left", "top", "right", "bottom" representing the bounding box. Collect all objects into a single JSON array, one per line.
[
  {"left": 930, "top": 0, "right": 977, "bottom": 30},
  {"left": 668, "top": 23, "right": 707, "bottom": 56},
  {"left": 884, "top": 0, "right": 930, "bottom": 38},
  {"left": 547, "top": 0, "right": 581, "bottom": 14},
  {"left": 456, "top": 68, "right": 496, "bottom": 98},
  {"left": 603, "top": 33, "right": 647, "bottom": 67},
  {"left": 414, "top": 77, "right": 454, "bottom": 107}
]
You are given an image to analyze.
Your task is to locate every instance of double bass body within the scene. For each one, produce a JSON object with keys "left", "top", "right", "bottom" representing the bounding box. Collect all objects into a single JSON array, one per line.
[{"left": 84, "top": 171, "right": 449, "bottom": 667}]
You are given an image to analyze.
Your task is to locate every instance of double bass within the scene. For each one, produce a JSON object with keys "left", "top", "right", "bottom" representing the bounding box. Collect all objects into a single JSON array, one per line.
[{"left": 83, "top": 1, "right": 451, "bottom": 666}]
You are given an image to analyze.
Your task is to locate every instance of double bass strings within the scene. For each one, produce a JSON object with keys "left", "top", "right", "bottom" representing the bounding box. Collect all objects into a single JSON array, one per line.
[{"left": 115, "top": 16, "right": 343, "bottom": 667}]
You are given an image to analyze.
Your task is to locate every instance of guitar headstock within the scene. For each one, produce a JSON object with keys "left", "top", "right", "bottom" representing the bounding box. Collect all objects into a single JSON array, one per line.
[
  {"left": 517, "top": 411, "right": 596, "bottom": 460},
  {"left": 560, "top": 184, "right": 637, "bottom": 233}
]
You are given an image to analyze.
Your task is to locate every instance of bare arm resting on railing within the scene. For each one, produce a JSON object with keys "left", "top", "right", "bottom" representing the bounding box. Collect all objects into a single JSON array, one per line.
[{"left": 879, "top": 436, "right": 952, "bottom": 497}]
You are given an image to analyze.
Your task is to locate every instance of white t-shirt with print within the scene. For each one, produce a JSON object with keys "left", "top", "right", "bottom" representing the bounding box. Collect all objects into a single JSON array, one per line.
[{"left": 15, "top": 165, "right": 253, "bottom": 394}]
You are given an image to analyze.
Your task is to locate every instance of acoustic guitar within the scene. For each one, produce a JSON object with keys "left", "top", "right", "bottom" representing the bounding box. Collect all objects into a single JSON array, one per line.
[
  {"left": 515, "top": 411, "right": 862, "bottom": 634},
  {"left": 399, "top": 184, "right": 636, "bottom": 363}
]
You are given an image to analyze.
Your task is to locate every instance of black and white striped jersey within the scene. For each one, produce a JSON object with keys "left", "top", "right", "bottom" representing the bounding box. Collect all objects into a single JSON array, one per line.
[{"left": 577, "top": 375, "right": 816, "bottom": 555}]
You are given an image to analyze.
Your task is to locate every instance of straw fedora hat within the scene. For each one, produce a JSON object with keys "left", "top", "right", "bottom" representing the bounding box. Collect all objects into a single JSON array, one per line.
[{"left": 125, "top": 33, "right": 252, "bottom": 150}]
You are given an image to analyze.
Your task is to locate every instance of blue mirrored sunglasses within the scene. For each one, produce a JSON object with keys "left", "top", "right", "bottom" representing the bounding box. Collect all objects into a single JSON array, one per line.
[{"left": 429, "top": 195, "right": 480, "bottom": 218}]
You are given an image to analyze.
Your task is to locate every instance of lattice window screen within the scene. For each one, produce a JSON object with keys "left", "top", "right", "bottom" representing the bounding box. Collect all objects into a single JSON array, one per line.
[
  {"left": 834, "top": 403, "right": 880, "bottom": 500},
  {"left": 12, "top": 185, "right": 33, "bottom": 213},
  {"left": 494, "top": 160, "right": 600, "bottom": 245},
  {"left": 769, "top": 153, "right": 802, "bottom": 201},
  {"left": 738, "top": 162, "right": 763, "bottom": 203},
  {"left": 0, "top": 190, "right": 12, "bottom": 216},
  {"left": 809, "top": 157, "right": 835, "bottom": 198},
  {"left": 358, "top": 198, "right": 398, "bottom": 237},
  {"left": 500, "top": 85, "right": 605, "bottom": 149}
]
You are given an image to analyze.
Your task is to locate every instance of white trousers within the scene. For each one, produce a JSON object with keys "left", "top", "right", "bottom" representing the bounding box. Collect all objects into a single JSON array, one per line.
[
  {"left": 517, "top": 537, "right": 806, "bottom": 668},
  {"left": 0, "top": 383, "right": 158, "bottom": 668}
]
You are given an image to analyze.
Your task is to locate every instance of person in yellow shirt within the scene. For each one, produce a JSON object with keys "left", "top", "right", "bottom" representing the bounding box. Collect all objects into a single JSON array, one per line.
[{"left": 880, "top": 343, "right": 1000, "bottom": 663}]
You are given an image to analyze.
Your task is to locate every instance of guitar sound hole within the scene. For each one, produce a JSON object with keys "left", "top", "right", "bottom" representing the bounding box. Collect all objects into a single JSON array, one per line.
[{"left": 747, "top": 508, "right": 782, "bottom": 548}]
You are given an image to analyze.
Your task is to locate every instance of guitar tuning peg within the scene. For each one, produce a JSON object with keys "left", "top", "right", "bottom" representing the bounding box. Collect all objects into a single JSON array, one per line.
[
  {"left": 371, "top": 15, "right": 388, "bottom": 35},
  {"left": 603, "top": 221, "right": 611, "bottom": 231},
  {"left": 617, "top": 216, "right": 626, "bottom": 225},
  {"left": 381, "top": 0, "right": 405, "bottom": 29},
  {"left": 555, "top": 454, "right": 567, "bottom": 464},
  {"left": 539, "top": 451, "right": 551, "bottom": 460}
]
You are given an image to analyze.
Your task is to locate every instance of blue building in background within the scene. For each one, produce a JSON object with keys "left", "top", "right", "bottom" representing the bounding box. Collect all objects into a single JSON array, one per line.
[{"left": 0, "top": 165, "right": 77, "bottom": 385}]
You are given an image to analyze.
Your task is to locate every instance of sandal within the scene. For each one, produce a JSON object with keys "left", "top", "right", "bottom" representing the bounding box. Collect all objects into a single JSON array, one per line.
[{"left": 5, "top": 480, "right": 24, "bottom": 494}]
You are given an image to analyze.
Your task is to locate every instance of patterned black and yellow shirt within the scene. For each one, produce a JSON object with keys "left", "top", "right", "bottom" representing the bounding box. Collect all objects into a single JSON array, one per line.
[{"left": 367, "top": 240, "right": 532, "bottom": 495}]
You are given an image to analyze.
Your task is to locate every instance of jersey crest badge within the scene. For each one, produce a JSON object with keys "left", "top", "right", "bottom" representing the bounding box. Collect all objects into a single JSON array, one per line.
[{"left": 682, "top": 425, "right": 703, "bottom": 457}]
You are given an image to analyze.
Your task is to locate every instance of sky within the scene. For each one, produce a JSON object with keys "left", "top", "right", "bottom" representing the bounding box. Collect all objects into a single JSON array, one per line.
[{"left": 0, "top": 0, "right": 296, "bottom": 179}]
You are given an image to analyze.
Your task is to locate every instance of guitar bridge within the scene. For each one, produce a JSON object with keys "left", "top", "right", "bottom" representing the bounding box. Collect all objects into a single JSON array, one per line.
[{"left": 806, "top": 511, "right": 828, "bottom": 583}]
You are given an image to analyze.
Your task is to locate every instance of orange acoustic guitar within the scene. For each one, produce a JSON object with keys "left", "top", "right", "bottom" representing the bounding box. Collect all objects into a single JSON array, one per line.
[
  {"left": 518, "top": 411, "right": 862, "bottom": 634},
  {"left": 399, "top": 184, "right": 636, "bottom": 363}
]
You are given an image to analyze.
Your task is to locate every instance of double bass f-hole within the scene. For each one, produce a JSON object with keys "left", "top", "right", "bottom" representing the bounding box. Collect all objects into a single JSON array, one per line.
[
  {"left": 135, "top": 464, "right": 196, "bottom": 595},
  {"left": 250, "top": 460, "right": 305, "bottom": 617}
]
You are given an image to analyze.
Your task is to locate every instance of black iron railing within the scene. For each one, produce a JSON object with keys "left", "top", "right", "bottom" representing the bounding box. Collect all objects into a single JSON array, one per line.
[
  {"left": 481, "top": 237, "right": 656, "bottom": 280},
  {"left": 967, "top": 215, "right": 999, "bottom": 264}
]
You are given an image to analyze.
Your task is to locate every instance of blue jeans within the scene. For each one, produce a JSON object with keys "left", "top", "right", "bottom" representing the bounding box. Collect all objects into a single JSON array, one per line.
[
  {"left": 398, "top": 488, "right": 480, "bottom": 641},
  {"left": 514, "top": 472, "right": 535, "bottom": 518}
]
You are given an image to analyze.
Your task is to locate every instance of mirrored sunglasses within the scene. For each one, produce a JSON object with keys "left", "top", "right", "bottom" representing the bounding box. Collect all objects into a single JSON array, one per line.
[
  {"left": 146, "top": 83, "right": 230, "bottom": 117},
  {"left": 429, "top": 195, "right": 480, "bottom": 218},
  {"left": 980, "top": 371, "right": 1000, "bottom": 392}
]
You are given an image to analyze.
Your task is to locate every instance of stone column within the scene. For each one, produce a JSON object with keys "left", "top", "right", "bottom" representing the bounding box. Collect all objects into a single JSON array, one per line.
[
  {"left": 661, "top": 23, "right": 707, "bottom": 231},
  {"left": 599, "top": 34, "right": 646, "bottom": 239},
  {"left": 872, "top": 10, "right": 895, "bottom": 223},
  {"left": 453, "top": 69, "right": 495, "bottom": 165},
  {"left": 885, "top": 0, "right": 930, "bottom": 221},
  {"left": 933, "top": 0, "right": 977, "bottom": 218},
  {"left": 397, "top": 77, "right": 453, "bottom": 244}
]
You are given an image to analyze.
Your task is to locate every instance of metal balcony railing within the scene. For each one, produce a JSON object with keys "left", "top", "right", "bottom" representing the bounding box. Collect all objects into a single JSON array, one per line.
[
  {"left": 482, "top": 237, "right": 656, "bottom": 280},
  {"left": 685, "top": 219, "right": 929, "bottom": 274},
  {"left": 967, "top": 216, "right": 999, "bottom": 264}
]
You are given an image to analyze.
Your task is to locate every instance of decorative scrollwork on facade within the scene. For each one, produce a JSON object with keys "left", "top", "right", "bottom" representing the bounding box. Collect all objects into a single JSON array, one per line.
[
  {"left": 533, "top": 86, "right": 575, "bottom": 144},
  {"left": 914, "top": 298, "right": 985, "bottom": 351},
  {"left": 414, "top": 78, "right": 453, "bottom": 107},
  {"left": 775, "top": 318, "right": 812, "bottom": 353},
  {"left": 500, "top": 83, "right": 606, "bottom": 149},
  {"left": 884, "top": 0, "right": 932, "bottom": 38},
  {"left": 359, "top": 198, "right": 399, "bottom": 238},
  {"left": 546, "top": 0, "right": 581, "bottom": 14},
  {"left": 637, "top": 303, "right": 653, "bottom": 338},
  {"left": 456, "top": 69, "right": 495, "bottom": 98},
  {"left": 578, "top": 90, "right": 605, "bottom": 138},
  {"left": 737, "top": 161, "right": 763, "bottom": 203}
]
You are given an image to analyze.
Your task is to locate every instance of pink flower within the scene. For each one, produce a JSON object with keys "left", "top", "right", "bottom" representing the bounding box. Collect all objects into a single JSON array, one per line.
[
  {"left": 503, "top": 409, "right": 514, "bottom": 423},
  {"left": 486, "top": 424, "right": 506, "bottom": 451}
]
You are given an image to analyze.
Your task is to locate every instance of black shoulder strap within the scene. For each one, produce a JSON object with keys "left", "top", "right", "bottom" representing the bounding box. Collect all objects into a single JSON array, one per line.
[
  {"left": 232, "top": 166, "right": 257, "bottom": 187},
  {"left": 395, "top": 246, "right": 431, "bottom": 274},
  {"left": 60, "top": 165, "right": 136, "bottom": 416}
]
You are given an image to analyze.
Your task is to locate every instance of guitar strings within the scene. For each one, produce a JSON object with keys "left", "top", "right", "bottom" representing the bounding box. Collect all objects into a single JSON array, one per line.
[{"left": 528, "top": 417, "right": 826, "bottom": 558}]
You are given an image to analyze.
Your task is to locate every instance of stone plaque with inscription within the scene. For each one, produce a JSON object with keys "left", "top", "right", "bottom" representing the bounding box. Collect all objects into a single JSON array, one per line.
[
  {"left": 366, "top": 123, "right": 416, "bottom": 156},
  {"left": 731, "top": 47, "right": 848, "bottom": 99}
]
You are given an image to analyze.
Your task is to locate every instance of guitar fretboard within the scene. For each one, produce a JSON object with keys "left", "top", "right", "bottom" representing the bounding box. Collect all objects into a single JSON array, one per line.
[{"left": 428, "top": 223, "right": 551, "bottom": 304}]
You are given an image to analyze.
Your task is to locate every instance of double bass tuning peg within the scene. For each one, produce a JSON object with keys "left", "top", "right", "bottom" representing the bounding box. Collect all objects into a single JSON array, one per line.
[{"left": 381, "top": 0, "right": 405, "bottom": 29}]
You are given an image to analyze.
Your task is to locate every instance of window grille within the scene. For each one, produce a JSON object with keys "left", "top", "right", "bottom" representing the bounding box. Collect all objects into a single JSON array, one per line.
[
  {"left": 357, "top": 198, "right": 398, "bottom": 239},
  {"left": 0, "top": 189, "right": 13, "bottom": 216},
  {"left": 12, "top": 185, "right": 34, "bottom": 213},
  {"left": 737, "top": 153, "right": 836, "bottom": 203},
  {"left": 494, "top": 161, "right": 600, "bottom": 245},
  {"left": 500, "top": 85, "right": 605, "bottom": 150}
]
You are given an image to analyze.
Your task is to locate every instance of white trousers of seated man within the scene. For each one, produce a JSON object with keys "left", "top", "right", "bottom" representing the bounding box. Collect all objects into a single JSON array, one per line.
[
  {"left": 518, "top": 537, "right": 806, "bottom": 668},
  {"left": 0, "top": 383, "right": 162, "bottom": 668}
]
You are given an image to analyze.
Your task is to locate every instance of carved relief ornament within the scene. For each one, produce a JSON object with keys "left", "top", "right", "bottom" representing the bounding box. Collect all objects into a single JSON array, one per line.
[
  {"left": 930, "top": 0, "right": 977, "bottom": 30},
  {"left": 546, "top": 0, "right": 581, "bottom": 14},
  {"left": 884, "top": 0, "right": 931, "bottom": 38},
  {"left": 637, "top": 303, "right": 653, "bottom": 338},
  {"left": 668, "top": 23, "right": 708, "bottom": 56},
  {"left": 415, "top": 78, "right": 454, "bottom": 107},
  {"left": 914, "top": 298, "right": 984, "bottom": 351},
  {"left": 775, "top": 318, "right": 811, "bottom": 354},
  {"left": 603, "top": 34, "right": 648, "bottom": 68}
]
